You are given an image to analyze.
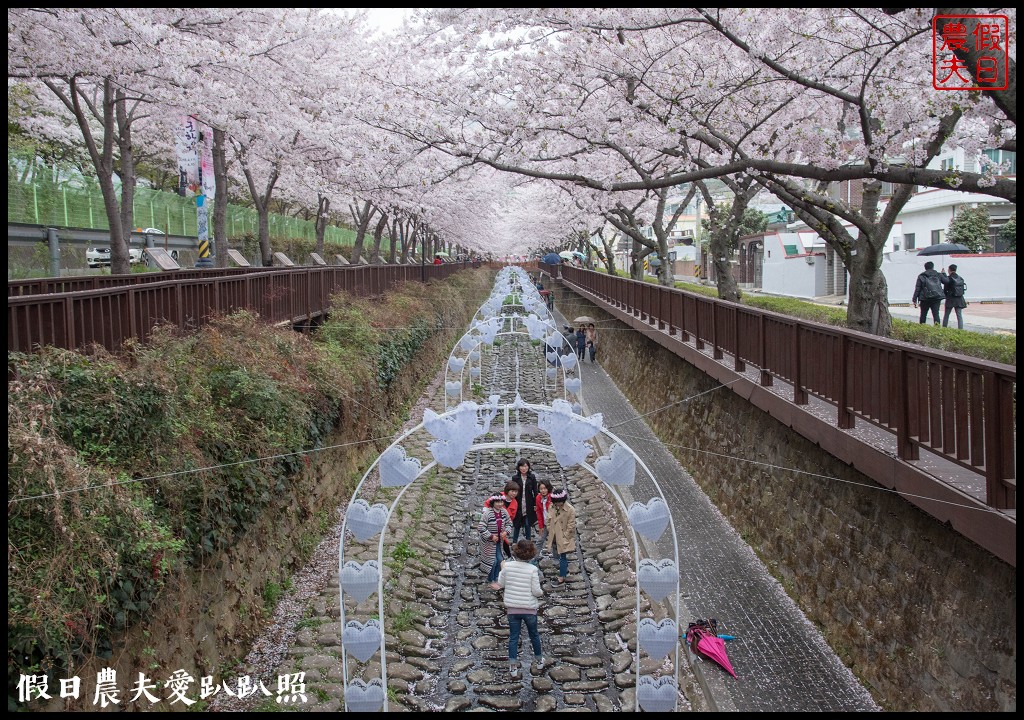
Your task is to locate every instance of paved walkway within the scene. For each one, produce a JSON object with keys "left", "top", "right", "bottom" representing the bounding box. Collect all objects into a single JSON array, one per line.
[{"left": 805, "top": 294, "right": 1016, "bottom": 335}]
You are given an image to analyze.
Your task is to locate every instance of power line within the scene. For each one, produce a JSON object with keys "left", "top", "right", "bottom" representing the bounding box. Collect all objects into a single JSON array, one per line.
[
  {"left": 9, "top": 433, "right": 397, "bottom": 504},
  {"left": 608, "top": 429, "right": 1005, "bottom": 516}
]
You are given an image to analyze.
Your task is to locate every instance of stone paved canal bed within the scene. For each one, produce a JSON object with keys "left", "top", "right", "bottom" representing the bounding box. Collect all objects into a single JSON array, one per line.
[{"left": 212, "top": 323, "right": 702, "bottom": 712}]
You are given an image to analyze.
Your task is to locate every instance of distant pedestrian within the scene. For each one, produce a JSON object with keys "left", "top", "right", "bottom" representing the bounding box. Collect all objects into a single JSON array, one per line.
[
  {"left": 534, "top": 479, "right": 554, "bottom": 552},
  {"left": 941, "top": 264, "right": 968, "bottom": 330},
  {"left": 498, "top": 540, "right": 545, "bottom": 677},
  {"left": 585, "top": 323, "right": 598, "bottom": 363},
  {"left": 433, "top": 254, "right": 443, "bottom": 265},
  {"left": 912, "top": 261, "right": 944, "bottom": 326},
  {"left": 575, "top": 326, "right": 587, "bottom": 359},
  {"left": 544, "top": 488, "right": 577, "bottom": 584},
  {"left": 510, "top": 459, "right": 538, "bottom": 542},
  {"left": 479, "top": 494, "right": 512, "bottom": 589}
]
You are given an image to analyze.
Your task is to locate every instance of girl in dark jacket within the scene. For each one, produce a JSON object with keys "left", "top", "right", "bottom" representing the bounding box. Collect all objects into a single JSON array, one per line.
[{"left": 509, "top": 458, "right": 538, "bottom": 542}]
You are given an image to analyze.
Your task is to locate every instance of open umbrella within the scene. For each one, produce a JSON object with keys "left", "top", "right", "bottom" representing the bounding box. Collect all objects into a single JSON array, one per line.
[
  {"left": 542, "top": 252, "right": 562, "bottom": 264},
  {"left": 686, "top": 621, "right": 736, "bottom": 677},
  {"left": 573, "top": 315, "right": 596, "bottom": 324},
  {"left": 917, "top": 242, "right": 971, "bottom": 256},
  {"left": 559, "top": 250, "right": 575, "bottom": 260},
  {"left": 435, "top": 251, "right": 451, "bottom": 257}
]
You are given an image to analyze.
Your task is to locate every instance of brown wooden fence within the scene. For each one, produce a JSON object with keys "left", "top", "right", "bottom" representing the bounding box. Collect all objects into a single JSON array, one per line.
[
  {"left": 549, "top": 264, "right": 1016, "bottom": 515},
  {"left": 8, "top": 263, "right": 469, "bottom": 356}
]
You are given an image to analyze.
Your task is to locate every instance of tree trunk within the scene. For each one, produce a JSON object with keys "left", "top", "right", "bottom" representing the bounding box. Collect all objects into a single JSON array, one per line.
[
  {"left": 113, "top": 88, "right": 137, "bottom": 276},
  {"left": 708, "top": 229, "right": 741, "bottom": 302},
  {"left": 371, "top": 214, "right": 387, "bottom": 262},
  {"left": 212, "top": 127, "right": 228, "bottom": 267},
  {"left": 349, "top": 200, "right": 373, "bottom": 263},
  {"left": 845, "top": 233, "right": 893, "bottom": 335},
  {"left": 314, "top": 194, "right": 329, "bottom": 256},
  {"left": 256, "top": 207, "right": 272, "bottom": 266},
  {"left": 48, "top": 76, "right": 131, "bottom": 275}
]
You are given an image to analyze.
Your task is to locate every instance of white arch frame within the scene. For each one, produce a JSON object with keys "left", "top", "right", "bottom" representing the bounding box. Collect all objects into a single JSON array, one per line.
[{"left": 337, "top": 267, "right": 683, "bottom": 713}]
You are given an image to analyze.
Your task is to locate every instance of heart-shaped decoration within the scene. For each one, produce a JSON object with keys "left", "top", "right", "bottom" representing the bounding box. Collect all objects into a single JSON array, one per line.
[
  {"left": 627, "top": 498, "right": 670, "bottom": 540},
  {"left": 546, "top": 367, "right": 557, "bottom": 379},
  {"left": 595, "top": 443, "right": 635, "bottom": 486},
  {"left": 459, "top": 334, "right": 478, "bottom": 352},
  {"left": 379, "top": 444, "right": 421, "bottom": 487},
  {"left": 637, "top": 675, "right": 677, "bottom": 713},
  {"left": 469, "top": 350, "right": 480, "bottom": 362},
  {"left": 637, "top": 558, "right": 678, "bottom": 602},
  {"left": 343, "top": 619, "right": 383, "bottom": 662},
  {"left": 447, "top": 356, "right": 466, "bottom": 373},
  {"left": 340, "top": 560, "right": 380, "bottom": 603},
  {"left": 469, "top": 367, "right": 481, "bottom": 378},
  {"left": 445, "top": 381, "right": 463, "bottom": 397},
  {"left": 345, "top": 678, "right": 385, "bottom": 713},
  {"left": 638, "top": 618, "right": 678, "bottom": 659},
  {"left": 565, "top": 378, "right": 582, "bottom": 395},
  {"left": 560, "top": 352, "right": 578, "bottom": 370},
  {"left": 571, "top": 403, "right": 583, "bottom": 416},
  {"left": 346, "top": 499, "right": 389, "bottom": 542},
  {"left": 546, "top": 351, "right": 558, "bottom": 363},
  {"left": 544, "top": 333, "right": 560, "bottom": 348}
]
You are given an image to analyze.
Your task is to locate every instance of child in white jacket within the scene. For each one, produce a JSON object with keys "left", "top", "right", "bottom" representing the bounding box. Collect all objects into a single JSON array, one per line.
[{"left": 498, "top": 540, "right": 545, "bottom": 677}]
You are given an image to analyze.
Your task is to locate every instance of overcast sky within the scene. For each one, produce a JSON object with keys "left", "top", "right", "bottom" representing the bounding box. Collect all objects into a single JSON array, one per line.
[{"left": 361, "top": 8, "right": 410, "bottom": 34}]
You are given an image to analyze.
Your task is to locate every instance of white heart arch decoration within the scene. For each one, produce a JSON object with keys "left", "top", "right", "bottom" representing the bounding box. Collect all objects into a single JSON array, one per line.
[{"left": 337, "top": 267, "right": 682, "bottom": 711}]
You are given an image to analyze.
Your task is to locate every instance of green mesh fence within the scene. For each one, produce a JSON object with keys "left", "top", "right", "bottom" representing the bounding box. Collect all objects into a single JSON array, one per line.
[{"left": 8, "top": 174, "right": 357, "bottom": 246}]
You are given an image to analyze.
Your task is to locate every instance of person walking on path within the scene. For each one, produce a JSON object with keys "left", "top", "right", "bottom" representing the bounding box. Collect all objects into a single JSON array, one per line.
[
  {"left": 479, "top": 494, "right": 512, "bottom": 589},
  {"left": 912, "top": 261, "right": 945, "bottom": 326},
  {"left": 497, "top": 540, "right": 545, "bottom": 678},
  {"left": 585, "top": 323, "right": 598, "bottom": 363},
  {"left": 575, "top": 325, "right": 587, "bottom": 360},
  {"left": 510, "top": 459, "right": 538, "bottom": 542},
  {"left": 941, "top": 263, "right": 968, "bottom": 329},
  {"left": 544, "top": 488, "right": 577, "bottom": 584},
  {"left": 534, "top": 479, "right": 554, "bottom": 554}
]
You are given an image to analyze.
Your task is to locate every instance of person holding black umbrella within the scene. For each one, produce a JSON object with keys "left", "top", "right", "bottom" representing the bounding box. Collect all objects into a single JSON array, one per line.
[
  {"left": 912, "top": 261, "right": 945, "bottom": 325},
  {"left": 941, "top": 264, "right": 968, "bottom": 329}
]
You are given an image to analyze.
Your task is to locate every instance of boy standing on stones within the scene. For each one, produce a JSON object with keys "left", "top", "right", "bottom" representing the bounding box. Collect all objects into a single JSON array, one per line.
[{"left": 545, "top": 488, "right": 577, "bottom": 584}]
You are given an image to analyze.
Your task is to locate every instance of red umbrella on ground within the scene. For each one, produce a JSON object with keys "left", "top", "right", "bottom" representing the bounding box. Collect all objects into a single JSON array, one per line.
[{"left": 687, "top": 621, "right": 737, "bottom": 677}]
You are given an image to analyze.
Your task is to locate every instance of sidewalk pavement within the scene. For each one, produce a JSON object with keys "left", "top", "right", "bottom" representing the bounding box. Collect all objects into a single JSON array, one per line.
[
  {"left": 553, "top": 307, "right": 881, "bottom": 712},
  {"left": 805, "top": 294, "right": 1016, "bottom": 334}
]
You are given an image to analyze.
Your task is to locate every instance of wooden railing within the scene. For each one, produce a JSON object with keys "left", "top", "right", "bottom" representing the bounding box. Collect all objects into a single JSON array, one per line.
[
  {"left": 8, "top": 262, "right": 470, "bottom": 356},
  {"left": 549, "top": 264, "right": 1016, "bottom": 512}
]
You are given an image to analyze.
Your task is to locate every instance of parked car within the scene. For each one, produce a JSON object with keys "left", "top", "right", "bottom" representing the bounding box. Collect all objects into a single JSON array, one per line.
[
  {"left": 86, "top": 246, "right": 145, "bottom": 268},
  {"left": 86, "top": 246, "right": 111, "bottom": 268}
]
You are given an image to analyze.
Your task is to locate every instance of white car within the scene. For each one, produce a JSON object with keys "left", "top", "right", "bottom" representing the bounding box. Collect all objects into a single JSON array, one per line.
[
  {"left": 142, "top": 228, "right": 164, "bottom": 235},
  {"left": 86, "top": 246, "right": 145, "bottom": 268}
]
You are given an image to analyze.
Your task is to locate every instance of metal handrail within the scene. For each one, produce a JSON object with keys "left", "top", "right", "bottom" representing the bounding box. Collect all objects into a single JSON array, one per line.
[{"left": 548, "top": 264, "right": 1015, "bottom": 513}]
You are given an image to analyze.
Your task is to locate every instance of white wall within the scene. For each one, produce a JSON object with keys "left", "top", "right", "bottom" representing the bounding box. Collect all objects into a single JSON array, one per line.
[
  {"left": 880, "top": 251, "right": 1016, "bottom": 302},
  {"left": 761, "top": 233, "right": 823, "bottom": 298}
]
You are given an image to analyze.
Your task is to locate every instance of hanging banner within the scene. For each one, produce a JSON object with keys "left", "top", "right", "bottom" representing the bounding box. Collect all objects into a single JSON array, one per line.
[
  {"left": 176, "top": 116, "right": 201, "bottom": 197},
  {"left": 200, "top": 127, "right": 216, "bottom": 199}
]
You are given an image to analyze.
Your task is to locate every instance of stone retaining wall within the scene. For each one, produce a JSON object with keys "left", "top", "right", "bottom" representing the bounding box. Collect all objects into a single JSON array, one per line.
[{"left": 563, "top": 286, "right": 1016, "bottom": 712}]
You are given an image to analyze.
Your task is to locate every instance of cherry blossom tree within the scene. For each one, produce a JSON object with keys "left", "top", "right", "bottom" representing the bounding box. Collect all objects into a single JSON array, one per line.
[{"left": 394, "top": 8, "right": 1014, "bottom": 334}]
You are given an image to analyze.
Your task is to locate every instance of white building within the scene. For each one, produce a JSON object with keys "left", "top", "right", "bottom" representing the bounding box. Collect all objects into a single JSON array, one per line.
[{"left": 740, "top": 147, "right": 1015, "bottom": 302}]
